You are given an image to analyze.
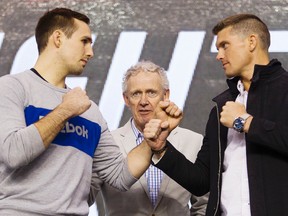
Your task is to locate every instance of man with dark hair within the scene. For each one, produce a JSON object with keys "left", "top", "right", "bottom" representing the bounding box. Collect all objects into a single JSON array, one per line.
[
  {"left": 145, "top": 14, "right": 288, "bottom": 216},
  {"left": 0, "top": 8, "right": 181, "bottom": 215},
  {"left": 35, "top": 8, "right": 90, "bottom": 54}
]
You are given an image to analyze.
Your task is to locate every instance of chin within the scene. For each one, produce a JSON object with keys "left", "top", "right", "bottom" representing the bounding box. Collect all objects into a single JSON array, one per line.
[
  {"left": 137, "top": 119, "right": 149, "bottom": 128},
  {"left": 70, "top": 69, "right": 84, "bottom": 76},
  {"left": 225, "top": 71, "right": 236, "bottom": 79}
]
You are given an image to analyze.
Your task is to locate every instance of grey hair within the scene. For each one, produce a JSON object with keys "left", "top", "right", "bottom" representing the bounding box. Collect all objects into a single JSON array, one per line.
[{"left": 122, "top": 60, "right": 169, "bottom": 93}]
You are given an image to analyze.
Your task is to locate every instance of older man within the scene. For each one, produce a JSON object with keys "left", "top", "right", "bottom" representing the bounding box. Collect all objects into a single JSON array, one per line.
[{"left": 92, "top": 61, "right": 208, "bottom": 216}]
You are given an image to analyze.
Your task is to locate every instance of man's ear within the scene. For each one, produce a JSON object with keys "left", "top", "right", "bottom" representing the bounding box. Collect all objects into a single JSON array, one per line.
[
  {"left": 248, "top": 34, "right": 257, "bottom": 52},
  {"left": 164, "top": 89, "right": 170, "bottom": 100},
  {"left": 52, "top": 30, "right": 63, "bottom": 48},
  {"left": 123, "top": 93, "right": 130, "bottom": 108}
]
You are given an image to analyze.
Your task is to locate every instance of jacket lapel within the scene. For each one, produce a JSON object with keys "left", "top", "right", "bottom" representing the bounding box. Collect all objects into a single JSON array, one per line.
[
  {"left": 119, "top": 121, "right": 137, "bottom": 155},
  {"left": 156, "top": 128, "right": 180, "bottom": 206},
  {"left": 120, "top": 120, "right": 150, "bottom": 197}
]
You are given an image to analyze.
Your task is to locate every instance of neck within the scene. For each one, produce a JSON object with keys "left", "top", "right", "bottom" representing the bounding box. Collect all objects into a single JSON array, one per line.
[
  {"left": 34, "top": 55, "right": 66, "bottom": 88},
  {"left": 241, "top": 53, "right": 270, "bottom": 91}
]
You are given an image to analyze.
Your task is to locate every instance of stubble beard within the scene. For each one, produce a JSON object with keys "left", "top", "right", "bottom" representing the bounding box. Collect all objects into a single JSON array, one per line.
[{"left": 69, "top": 66, "right": 84, "bottom": 76}]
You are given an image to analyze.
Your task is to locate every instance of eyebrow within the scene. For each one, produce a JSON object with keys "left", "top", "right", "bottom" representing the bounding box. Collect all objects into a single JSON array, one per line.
[
  {"left": 83, "top": 36, "right": 93, "bottom": 43},
  {"left": 216, "top": 40, "right": 227, "bottom": 50},
  {"left": 130, "top": 88, "right": 157, "bottom": 93}
]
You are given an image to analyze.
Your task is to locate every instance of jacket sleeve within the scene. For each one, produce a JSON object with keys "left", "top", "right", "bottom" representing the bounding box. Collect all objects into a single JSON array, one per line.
[
  {"left": 190, "top": 192, "right": 209, "bottom": 216},
  {"left": 154, "top": 141, "right": 210, "bottom": 196},
  {"left": 154, "top": 106, "right": 218, "bottom": 196}
]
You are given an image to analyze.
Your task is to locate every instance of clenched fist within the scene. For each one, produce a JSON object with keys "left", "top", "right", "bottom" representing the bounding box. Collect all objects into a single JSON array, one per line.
[{"left": 60, "top": 87, "right": 91, "bottom": 118}]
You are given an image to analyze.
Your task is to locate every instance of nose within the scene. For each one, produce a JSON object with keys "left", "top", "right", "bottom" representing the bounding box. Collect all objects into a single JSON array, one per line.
[
  {"left": 216, "top": 49, "right": 223, "bottom": 61},
  {"left": 139, "top": 94, "right": 149, "bottom": 105},
  {"left": 86, "top": 44, "right": 94, "bottom": 59}
]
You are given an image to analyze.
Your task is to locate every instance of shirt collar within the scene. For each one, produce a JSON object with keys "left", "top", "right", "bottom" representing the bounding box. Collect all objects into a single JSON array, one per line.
[
  {"left": 130, "top": 118, "right": 143, "bottom": 145},
  {"left": 236, "top": 79, "right": 246, "bottom": 95}
]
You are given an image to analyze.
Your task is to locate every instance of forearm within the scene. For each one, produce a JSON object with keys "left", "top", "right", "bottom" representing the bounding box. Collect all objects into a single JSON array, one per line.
[
  {"left": 155, "top": 142, "right": 209, "bottom": 196},
  {"left": 0, "top": 125, "right": 44, "bottom": 169},
  {"left": 92, "top": 126, "right": 138, "bottom": 191},
  {"left": 127, "top": 140, "right": 152, "bottom": 178},
  {"left": 34, "top": 105, "right": 71, "bottom": 148}
]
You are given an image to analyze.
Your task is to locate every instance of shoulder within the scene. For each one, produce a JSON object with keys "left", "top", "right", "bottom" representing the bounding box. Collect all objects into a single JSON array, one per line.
[
  {"left": 0, "top": 71, "right": 33, "bottom": 96},
  {"left": 0, "top": 70, "right": 39, "bottom": 91},
  {"left": 0, "top": 70, "right": 33, "bottom": 80},
  {"left": 169, "top": 127, "right": 203, "bottom": 161},
  {"left": 111, "top": 121, "right": 131, "bottom": 137},
  {"left": 171, "top": 126, "right": 203, "bottom": 139},
  {"left": 0, "top": 71, "right": 24, "bottom": 84},
  {"left": 169, "top": 127, "right": 203, "bottom": 148}
]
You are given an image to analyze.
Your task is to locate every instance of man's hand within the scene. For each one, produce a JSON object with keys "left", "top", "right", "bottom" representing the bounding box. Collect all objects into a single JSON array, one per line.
[
  {"left": 144, "top": 119, "right": 169, "bottom": 150},
  {"left": 34, "top": 87, "right": 91, "bottom": 148},
  {"left": 220, "top": 101, "right": 247, "bottom": 128},
  {"left": 59, "top": 87, "right": 91, "bottom": 118},
  {"left": 144, "top": 100, "right": 182, "bottom": 151},
  {"left": 155, "top": 99, "right": 183, "bottom": 132}
]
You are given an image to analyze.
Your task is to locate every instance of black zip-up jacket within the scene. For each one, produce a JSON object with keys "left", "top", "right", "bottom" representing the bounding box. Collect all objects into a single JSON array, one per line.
[{"left": 156, "top": 59, "right": 288, "bottom": 216}]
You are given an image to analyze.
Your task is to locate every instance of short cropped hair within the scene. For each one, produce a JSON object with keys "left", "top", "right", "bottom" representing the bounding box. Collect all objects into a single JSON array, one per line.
[
  {"left": 212, "top": 14, "right": 270, "bottom": 50},
  {"left": 122, "top": 60, "right": 169, "bottom": 93},
  {"left": 35, "top": 7, "right": 90, "bottom": 53}
]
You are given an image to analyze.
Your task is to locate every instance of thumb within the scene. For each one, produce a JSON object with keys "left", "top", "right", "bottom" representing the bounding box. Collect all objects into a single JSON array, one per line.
[
  {"left": 154, "top": 100, "right": 170, "bottom": 120},
  {"left": 160, "top": 121, "right": 169, "bottom": 130},
  {"left": 159, "top": 99, "right": 170, "bottom": 109}
]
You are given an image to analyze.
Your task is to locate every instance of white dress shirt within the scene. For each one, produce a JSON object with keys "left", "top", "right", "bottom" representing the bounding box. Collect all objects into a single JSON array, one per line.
[{"left": 220, "top": 80, "right": 251, "bottom": 216}]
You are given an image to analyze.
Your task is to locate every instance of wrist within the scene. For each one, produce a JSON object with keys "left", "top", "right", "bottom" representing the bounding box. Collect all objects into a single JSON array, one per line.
[
  {"left": 151, "top": 143, "right": 168, "bottom": 155},
  {"left": 232, "top": 113, "right": 252, "bottom": 133},
  {"left": 55, "top": 104, "right": 74, "bottom": 120},
  {"left": 243, "top": 115, "right": 253, "bottom": 133}
]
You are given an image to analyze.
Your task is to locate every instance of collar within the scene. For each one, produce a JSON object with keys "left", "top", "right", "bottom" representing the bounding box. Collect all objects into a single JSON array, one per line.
[
  {"left": 213, "top": 59, "right": 283, "bottom": 103},
  {"left": 236, "top": 80, "right": 246, "bottom": 95},
  {"left": 31, "top": 68, "right": 48, "bottom": 82},
  {"left": 30, "top": 68, "right": 67, "bottom": 89},
  {"left": 251, "top": 58, "right": 282, "bottom": 82},
  {"left": 227, "top": 59, "right": 282, "bottom": 88},
  {"left": 130, "top": 118, "right": 143, "bottom": 145}
]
